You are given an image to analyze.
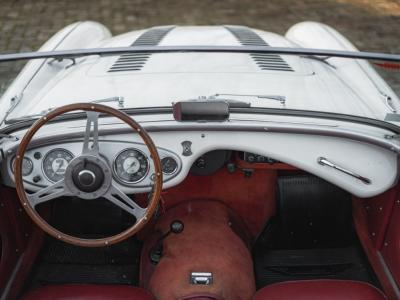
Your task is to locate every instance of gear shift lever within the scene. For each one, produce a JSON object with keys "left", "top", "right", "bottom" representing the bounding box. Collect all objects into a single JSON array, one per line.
[
  {"left": 169, "top": 220, "right": 184, "bottom": 234},
  {"left": 150, "top": 220, "right": 184, "bottom": 264}
]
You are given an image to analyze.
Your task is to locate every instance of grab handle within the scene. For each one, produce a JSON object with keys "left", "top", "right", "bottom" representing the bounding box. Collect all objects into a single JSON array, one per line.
[{"left": 317, "top": 157, "right": 371, "bottom": 185}]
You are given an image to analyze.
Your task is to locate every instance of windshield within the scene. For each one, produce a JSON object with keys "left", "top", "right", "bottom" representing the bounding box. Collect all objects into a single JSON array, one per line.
[{"left": 0, "top": 43, "right": 399, "bottom": 126}]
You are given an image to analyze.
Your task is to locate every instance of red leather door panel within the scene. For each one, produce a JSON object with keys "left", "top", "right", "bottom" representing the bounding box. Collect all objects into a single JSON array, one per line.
[
  {"left": 381, "top": 201, "right": 400, "bottom": 287},
  {"left": 0, "top": 207, "right": 18, "bottom": 291}
]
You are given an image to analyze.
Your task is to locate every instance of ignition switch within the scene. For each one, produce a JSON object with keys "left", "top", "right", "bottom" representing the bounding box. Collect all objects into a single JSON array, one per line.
[{"left": 195, "top": 157, "right": 206, "bottom": 169}]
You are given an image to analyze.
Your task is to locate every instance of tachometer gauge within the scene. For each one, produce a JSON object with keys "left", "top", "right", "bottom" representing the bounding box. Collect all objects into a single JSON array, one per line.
[
  {"left": 43, "top": 149, "right": 74, "bottom": 182},
  {"left": 114, "top": 148, "right": 149, "bottom": 184},
  {"left": 11, "top": 157, "right": 33, "bottom": 176}
]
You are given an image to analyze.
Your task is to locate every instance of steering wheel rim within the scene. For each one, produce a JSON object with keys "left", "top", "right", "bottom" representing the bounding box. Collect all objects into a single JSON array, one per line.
[{"left": 15, "top": 103, "right": 163, "bottom": 247}]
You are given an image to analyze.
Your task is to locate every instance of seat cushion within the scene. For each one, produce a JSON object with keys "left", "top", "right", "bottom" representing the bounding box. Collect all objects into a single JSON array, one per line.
[
  {"left": 22, "top": 284, "right": 155, "bottom": 300},
  {"left": 253, "top": 280, "right": 387, "bottom": 300},
  {"left": 180, "top": 293, "right": 223, "bottom": 300}
]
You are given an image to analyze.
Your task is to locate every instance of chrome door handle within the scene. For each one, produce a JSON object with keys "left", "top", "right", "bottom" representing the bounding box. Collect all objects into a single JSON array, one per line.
[{"left": 317, "top": 157, "right": 371, "bottom": 185}]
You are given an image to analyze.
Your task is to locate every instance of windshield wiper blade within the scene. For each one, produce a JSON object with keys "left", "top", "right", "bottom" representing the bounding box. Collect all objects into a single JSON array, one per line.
[
  {"left": 214, "top": 93, "right": 286, "bottom": 105},
  {"left": 5, "top": 110, "right": 53, "bottom": 124},
  {"left": 5, "top": 96, "right": 124, "bottom": 124}
]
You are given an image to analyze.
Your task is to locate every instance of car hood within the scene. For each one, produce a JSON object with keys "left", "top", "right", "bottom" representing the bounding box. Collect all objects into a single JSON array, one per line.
[{"left": 3, "top": 25, "right": 397, "bottom": 121}]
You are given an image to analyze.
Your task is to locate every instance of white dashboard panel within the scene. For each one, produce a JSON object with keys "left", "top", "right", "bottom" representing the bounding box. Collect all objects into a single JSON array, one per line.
[
  {"left": 145, "top": 131, "right": 397, "bottom": 198},
  {"left": 2, "top": 127, "right": 398, "bottom": 198}
]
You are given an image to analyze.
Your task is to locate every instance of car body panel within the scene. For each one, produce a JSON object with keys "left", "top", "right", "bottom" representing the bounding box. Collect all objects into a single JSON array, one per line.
[{"left": 0, "top": 22, "right": 399, "bottom": 122}]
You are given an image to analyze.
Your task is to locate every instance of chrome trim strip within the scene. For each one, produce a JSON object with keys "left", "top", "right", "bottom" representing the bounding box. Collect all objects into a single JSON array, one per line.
[
  {"left": 8, "top": 123, "right": 400, "bottom": 154},
  {"left": 0, "top": 253, "right": 24, "bottom": 300},
  {"left": 0, "top": 46, "right": 399, "bottom": 63},
  {"left": 377, "top": 251, "right": 400, "bottom": 298}
]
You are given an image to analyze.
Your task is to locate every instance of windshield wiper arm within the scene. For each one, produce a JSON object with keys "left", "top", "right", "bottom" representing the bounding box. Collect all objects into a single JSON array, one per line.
[
  {"left": 5, "top": 96, "right": 125, "bottom": 124},
  {"left": 5, "top": 110, "right": 54, "bottom": 124},
  {"left": 91, "top": 96, "right": 124, "bottom": 108},
  {"left": 214, "top": 93, "right": 286, "bottom": 105}
]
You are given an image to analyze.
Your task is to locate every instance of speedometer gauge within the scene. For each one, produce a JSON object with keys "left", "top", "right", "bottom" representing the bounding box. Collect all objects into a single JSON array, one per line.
[
  {"left": 43, "top": 149, "right": 74, "bottom": 182},
  {"left": 113, "top": 148, "right": 149, "bottom": 184}
]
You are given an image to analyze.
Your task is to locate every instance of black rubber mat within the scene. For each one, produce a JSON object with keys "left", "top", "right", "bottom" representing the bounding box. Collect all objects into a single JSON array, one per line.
[
  {"left": 254, "top": 244, "right": 377, "bottom": 288},
  {"left": 253, "top": 175, "right": 379, "bottom": 289},
  {"left": 27, "top": 237, "right": 142, "bottom": 289},
  {"left": 276, "top": 175, "right": 353, "bottom": 249},
  {"left": 25, "top": 196, "right": 144, "bottom": 291}
]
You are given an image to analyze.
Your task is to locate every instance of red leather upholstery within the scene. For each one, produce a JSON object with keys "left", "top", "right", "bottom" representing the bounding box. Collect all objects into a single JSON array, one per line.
[
  {"left": 22, "top": 284, "right": 155, "bottom": 300},
  {"left": 253, "top": 280, "right": 387, "bottom": 300},
  {"left": 181, "top": 298, "right": 218, "bottom": 300},
  {"left": 180, "top": 293, "right": 223, "bottom": 300},
  {"left": 180, "top": 295, "right": 221, "bottom": 300}
]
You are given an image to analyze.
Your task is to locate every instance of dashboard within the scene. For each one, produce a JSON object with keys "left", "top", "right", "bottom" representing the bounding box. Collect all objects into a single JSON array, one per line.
[
  {"left": 6, "top": 140, "right": 182, "bottom": 190},
  {"left": 1, "top": 115, "right": 398, "bottom": 199}
]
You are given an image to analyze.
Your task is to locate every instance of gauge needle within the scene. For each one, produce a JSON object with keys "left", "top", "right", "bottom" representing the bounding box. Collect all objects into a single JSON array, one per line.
[
  {"left": 56, "top": 159, "right": 64, "bottom": 172},
  {"left": 126, "top": 160, "right": 138, "bottom": 173}
]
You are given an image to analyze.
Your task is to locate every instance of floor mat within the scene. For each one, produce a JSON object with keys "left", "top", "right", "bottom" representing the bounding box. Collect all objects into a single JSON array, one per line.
[
  {"left": 253, "top": 175, "right": 379, "bottom": 289},
  {"left": 254, "top": 244, "right": 377, "bottom": 288},
  {"left": 26, "top": 237, "right": 142, "bottom": 289}
]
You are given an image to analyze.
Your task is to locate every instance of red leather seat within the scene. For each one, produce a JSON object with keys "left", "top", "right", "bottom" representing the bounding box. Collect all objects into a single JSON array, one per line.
[
  {"left": 253, "top": 280, "right": 387, "bottom": 300},
  {"left": 22, "top": 284, "right": 155, "bottom": 300}
]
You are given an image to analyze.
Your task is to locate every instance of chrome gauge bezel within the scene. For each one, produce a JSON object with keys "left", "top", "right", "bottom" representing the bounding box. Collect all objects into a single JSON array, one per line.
[
  {"left": 10, "top": 156, "right": 34, "bottom": 176},
  {"left": 112, "top": 148, "right": 150, "bottom": 185},
  {"left": 161, "top": 156, "right": 179, "bottom": 175},
  {"left": 42, "top": 148, "right": 75, "bottom": 183}
]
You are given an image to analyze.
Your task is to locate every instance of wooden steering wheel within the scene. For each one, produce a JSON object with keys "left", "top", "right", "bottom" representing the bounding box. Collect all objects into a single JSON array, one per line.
[{"left": 15, "top": 103, "right": 163, "bottom": 247}]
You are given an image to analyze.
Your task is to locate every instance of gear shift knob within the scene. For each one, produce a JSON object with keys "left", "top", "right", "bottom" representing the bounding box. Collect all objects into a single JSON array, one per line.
[{"left": 170, "top": 220, "right": 184, "bottom": 234}]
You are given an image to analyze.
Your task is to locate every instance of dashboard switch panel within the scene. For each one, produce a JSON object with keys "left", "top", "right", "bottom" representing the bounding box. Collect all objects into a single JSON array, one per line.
[{"left": 243, "top": 152, "right": 278, "bottom": 164}]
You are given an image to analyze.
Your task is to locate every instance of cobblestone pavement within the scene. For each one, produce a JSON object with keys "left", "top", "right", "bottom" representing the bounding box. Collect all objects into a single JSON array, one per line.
[{"left": 0, "top": 0, "right": 399, "bottom": 96}]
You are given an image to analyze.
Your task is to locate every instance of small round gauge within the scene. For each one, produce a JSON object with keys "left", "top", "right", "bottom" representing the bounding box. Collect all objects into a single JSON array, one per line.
[
  {"left": 11, "top": 157, "right": 33, "bottom": 176},
  {"left": 113, "top": 148, "right": 149, "bottom": 184},
  {"left": 161, "top": 157, "right": 178, "bottom": 174},
  {"left": 43, "top": 149, "right": 74, "bottom": 182}
]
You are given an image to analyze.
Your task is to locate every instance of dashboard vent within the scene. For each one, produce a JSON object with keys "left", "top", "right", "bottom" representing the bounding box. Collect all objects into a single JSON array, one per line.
[
  {"left": 225, "top": 26, "right": 293, "bottom": 72},
  {"left": 108, "top": 26, "right": 174, "bottom": 73}
]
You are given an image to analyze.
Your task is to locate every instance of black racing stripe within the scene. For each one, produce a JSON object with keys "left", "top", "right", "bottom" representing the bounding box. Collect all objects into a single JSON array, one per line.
[
  {"left": 225, "top": 26, "right": 293, "bottom": 72},
  {"left": 108, "top": 26, "right": 175, "bottom": 72}
]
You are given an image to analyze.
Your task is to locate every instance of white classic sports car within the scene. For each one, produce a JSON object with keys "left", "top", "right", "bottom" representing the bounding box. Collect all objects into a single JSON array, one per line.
[{"left": 0, "top": 21, "right": 400, "bottom": 300}]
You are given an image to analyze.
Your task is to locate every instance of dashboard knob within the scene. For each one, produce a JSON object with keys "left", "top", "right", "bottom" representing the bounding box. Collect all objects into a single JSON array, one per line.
[{"left": 247, "top": 155, "right": 255, "bottom": 163}]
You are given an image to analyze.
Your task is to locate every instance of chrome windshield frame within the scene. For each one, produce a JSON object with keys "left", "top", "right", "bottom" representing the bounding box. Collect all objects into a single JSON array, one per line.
[{"left": 0, "top": 45, "right": 399, "bottom": 63}]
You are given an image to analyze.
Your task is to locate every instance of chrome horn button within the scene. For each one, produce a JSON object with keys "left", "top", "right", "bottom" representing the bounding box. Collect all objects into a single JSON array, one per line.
[
  {"left": 78, "top": 170, "right": 96, "bottom": 186},
  {"left": 64, "top": 155, "right": 112, "bottom": 200}
]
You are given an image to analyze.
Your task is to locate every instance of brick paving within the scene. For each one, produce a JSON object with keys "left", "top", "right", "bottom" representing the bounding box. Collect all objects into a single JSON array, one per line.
[{"left": 0, "top": 0, "right": 399, "bottom": 96}]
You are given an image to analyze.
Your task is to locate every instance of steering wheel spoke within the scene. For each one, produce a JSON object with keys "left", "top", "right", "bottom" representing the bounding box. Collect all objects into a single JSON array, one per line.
[
  {"left": 27, "top": 179, "right": 70, "bottom": 207},
  {"left": 104, "top": 184, "right": 146, "bottom": 219},
  {"left": 82, "top": 111, "right": 100, "bottom": 155},
  {"left": 15, "top": 103, "right": 162, "bottom": 247}
]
